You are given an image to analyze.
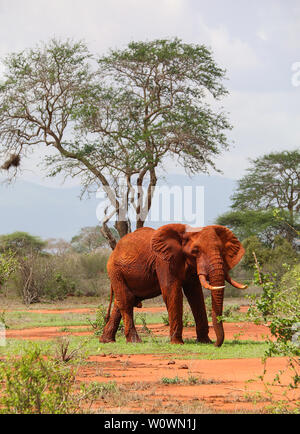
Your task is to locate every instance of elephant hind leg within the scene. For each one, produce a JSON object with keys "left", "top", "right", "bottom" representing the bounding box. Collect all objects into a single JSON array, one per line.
[
  {"left": 100, "top": 302, "right": 122, "bottom": 343},
  {"left": 109, "top": 273, "right": 142, "bottom": 343}
]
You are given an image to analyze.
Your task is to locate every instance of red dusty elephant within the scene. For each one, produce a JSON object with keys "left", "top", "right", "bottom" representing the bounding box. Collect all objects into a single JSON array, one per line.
[{"left": 100, "top": 224, "right": 247, "bottom": 347}]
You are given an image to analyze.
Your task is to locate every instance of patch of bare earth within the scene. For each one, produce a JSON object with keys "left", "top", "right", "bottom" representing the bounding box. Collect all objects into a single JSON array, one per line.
[
  {"left": 76, "top": 354, "right": 299, "bottom": 413},
  {"left": 4, "top": 305, "right": 299, "bottom": 413},
  {"left": 6, "top": 321, "right": 271, "bottom": 341}
]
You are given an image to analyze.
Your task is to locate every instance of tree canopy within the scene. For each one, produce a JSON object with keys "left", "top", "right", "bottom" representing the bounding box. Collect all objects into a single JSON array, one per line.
[
  {"left": 0, "top": 38, "right": 232, "bottom": 248},
  {"left": 231, "top": 150, "right": 300, "bottom": 226},
  {"left": 216, "top": 209, "right": 298, "bottom": 245},
  {"left": 70, "top": 226, "right": 118, "bottom": 253},
  {"left": 0, "top": 232, "right": 46, "bottom": 255}
]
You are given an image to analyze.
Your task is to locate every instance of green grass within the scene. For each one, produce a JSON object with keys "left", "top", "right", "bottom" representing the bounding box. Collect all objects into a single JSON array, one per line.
[
  {"left": 0, "top": 334, "right": 269, "bottom": 360},
  {"left": 2, "top": 308, "right": 250, "bottom": 331},
  {"left": 2, "top": 311, "right": 94, "bottom": 329}
]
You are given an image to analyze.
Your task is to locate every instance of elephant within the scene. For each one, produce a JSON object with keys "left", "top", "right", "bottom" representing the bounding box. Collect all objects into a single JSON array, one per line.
[{"left": 100, "top": 223, "right": 247, "bottom": 347}]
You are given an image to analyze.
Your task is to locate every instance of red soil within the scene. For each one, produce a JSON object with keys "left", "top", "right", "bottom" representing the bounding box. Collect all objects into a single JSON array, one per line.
[
  {"left": 5, "top": 321, "right": 271, "bottom": 342},
  {"left": 4, "top": 304, "right": 299, "bottom": 413},
  {"left": 77, "top": 354, "right": 299, "bottom": 413}
]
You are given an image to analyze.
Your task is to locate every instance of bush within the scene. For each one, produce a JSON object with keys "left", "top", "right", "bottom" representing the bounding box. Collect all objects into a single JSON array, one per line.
[
  {"left": 0, "top": 344, "right": 115, "bottom": 414},
  {"left": 0, "top": 250, "right": 18, "bottom": 288},
  {"left": 0, "top": 345, "right": 77, "bottom": 414},
  {"left": 248, "top": 263, "right": 300, "bottom": 390},
  {"left": 3, "top": 249, "right": 110, "bottom": 303},
  {"left": 79, "top": 251, "right": 109, "bottom": 278},
  {"left": 11, "top": 254, "right": 77, "bottom": 304},
  {"left": 43, "top": 272, "right": 76, "bottom": 301},
  {"left": 242, "top": 235, "right": 298, "bottom": 279}
]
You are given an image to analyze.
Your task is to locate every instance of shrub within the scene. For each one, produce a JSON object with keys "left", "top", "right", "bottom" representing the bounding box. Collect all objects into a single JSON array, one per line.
[
  {"left": 79, "top": 251, "right": 109, "bottom": 277},
  {"left": 242, "top": 235, "right": 298, "bottom": 278},
  {"left": 248, "top": 262, "right": 300, "bottom": 390},
  {"left": 43, "top": 272, "right": 76, "bottom": 301},
  {"left": 0, "top": 250, "right": 18, "bottom": 288},
  {"left": 89, "top": 304, "right": 108, "bottom": 336},
  {"left": 0, "top": 344, "right": 115, "bottom": 414},
  {"left": 0, "top": 345, "right": 77, "bottom": 414}
]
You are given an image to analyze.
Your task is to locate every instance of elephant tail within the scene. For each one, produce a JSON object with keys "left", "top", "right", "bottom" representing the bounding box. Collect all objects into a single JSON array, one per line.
[{"left": 104, "top": 285, "right": 114, "bottom": 323}]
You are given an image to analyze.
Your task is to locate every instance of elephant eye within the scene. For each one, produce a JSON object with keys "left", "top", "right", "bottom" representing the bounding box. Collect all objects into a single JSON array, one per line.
[{"left": 191, "top": 246, "right": 200, "bottom": 254}]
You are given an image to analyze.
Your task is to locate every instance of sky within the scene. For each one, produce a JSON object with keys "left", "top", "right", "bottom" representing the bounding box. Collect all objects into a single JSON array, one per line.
[{"left": 0, "top": 0, "right": 299, "bottom": 188}]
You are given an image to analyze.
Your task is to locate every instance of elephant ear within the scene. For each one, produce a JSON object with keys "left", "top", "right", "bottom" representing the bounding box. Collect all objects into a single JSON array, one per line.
[
  {"left": 213, "top": 225, "right": 245, "bottom": 270},
  {"left": 151, "top": 224, "right": 186, "bottom": 262}
]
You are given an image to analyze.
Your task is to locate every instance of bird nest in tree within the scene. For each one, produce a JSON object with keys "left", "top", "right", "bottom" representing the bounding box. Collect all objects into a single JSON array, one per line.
[{"left": 1, "top": 154, "right": 21, "bottom": 170}]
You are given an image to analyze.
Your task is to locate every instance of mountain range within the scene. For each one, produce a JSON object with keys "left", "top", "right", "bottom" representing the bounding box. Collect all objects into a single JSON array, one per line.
[{"left": 0, "top": 174, "right": 236, "bottom": 240}]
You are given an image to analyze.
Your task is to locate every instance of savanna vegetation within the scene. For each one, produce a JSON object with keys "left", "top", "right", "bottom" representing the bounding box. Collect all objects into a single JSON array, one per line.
[
  {"left": 0, "top": 228, "right": 110, "bottom": 304},
  {"left": 0, "top": 37, "right": 299, "bottom": 414}
]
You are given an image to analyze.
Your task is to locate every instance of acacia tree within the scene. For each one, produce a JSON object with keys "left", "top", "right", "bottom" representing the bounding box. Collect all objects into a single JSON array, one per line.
[
  {"left": 0, "top": 38, "right": 232, "bottom": 248},
  {"left": 216, "top": 209, "right": 299, "bottom": 245},
  {"left": 49, "top": 38, "right": 232, "bottom": 245},
  {"left": 231, "top": 150, "right": 300, "bottom": 226}
]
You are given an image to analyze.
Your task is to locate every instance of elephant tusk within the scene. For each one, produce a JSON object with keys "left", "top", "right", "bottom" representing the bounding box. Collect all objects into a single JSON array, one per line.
[
  {"left": 225, "top": 272, "right": 248, "bottom": 289},
  {"left": 198, "top": 274, "right": 225, "bottom": 291}
]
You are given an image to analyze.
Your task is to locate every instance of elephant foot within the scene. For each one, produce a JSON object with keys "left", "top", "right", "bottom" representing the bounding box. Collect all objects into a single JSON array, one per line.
[
  {"left": 196, "top": 336, "right": 213, "bottom": 344},
  {"left": 126, "top": 332, "right": 142, "bottom": 343},
  {"left": 99, "top": 335, "right": 116, "bottom": 343}
]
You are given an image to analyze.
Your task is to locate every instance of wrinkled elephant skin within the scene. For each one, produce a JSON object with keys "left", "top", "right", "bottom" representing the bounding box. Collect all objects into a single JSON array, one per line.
[{"left": 100, "top": 224, "right": 246, "bottom": 347}]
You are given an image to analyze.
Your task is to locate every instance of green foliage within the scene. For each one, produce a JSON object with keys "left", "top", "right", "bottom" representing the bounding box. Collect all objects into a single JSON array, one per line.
[
  {"left": 231, "top": 150, "right": 300, "bottom": 227},
  {"left": 0, "top": 250, "right": 18, "bottom": 287},
  {"left": 248, "top": 263, "right": 300, "bottom": 390},
  {"left": 242, "top": 235, "right": 298, "bottom": 276},
  {"left": 79, "top": 251, "right": 109, "bottom": 277},
  {"left": 161, "top": 376, "right": 182, "bottom": 384},
  {"left": 71, "top": 226, "right": 115, "bottom": 253},
  {"left": 89, "top": 304, "right": 123, "bottom": 337},
  {"left": 0, "top": 343, "right": 117, "bottom": 414},
  {"left": 43, "top": 272, "right": 76, "bottom": 301},
  {"left": 216, "top": 209, "right": 296, "bottom": 245},
  {"left": 2, "top": 244, "right": 109, "bottom": 303},
  {"left": 0, "top": 232, "right": 46, "bottom": 255},
  {"left": 135, "top": 312, "right": 152, "bottom": 336},
  {"left": 0, "top": 37, "right": 232, "bottom": 242},
  {"left": 161, "top": 313, "right": 169, "bottom": 326},
  {"left": 0, "top": 345, "right": 77, "bottom": 414},
  {"left": 89, "top": 304, "right": 108, "bottom": 336},
  {"left": 160, "top": 309, "right": 195, "bottom": 327},
  {"left": 182, "top": 309, "right": 195, "bottom": 327}
]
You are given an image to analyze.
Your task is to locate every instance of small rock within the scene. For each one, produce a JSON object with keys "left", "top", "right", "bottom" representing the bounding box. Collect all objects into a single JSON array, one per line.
[
  {"left": 167, "top": 361, "right": 175, "bottom": 365},
  {"left": 179, "top": 364, "right": 189, "bottom": 369}
]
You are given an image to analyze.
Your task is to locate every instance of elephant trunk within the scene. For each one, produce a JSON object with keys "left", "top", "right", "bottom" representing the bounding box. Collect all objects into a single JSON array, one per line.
[
  {"left": 208, "top": 260, "right": 225, "bottom": 347},
  {"left": 198, "top": 256, "right": 225, "bottom": 347}
]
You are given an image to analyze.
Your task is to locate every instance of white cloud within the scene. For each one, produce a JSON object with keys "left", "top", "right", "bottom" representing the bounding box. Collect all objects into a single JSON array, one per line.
[
  {"left": 208, "top": 26, "right": 260, "bottom": 71},
  {"left": 214, "top": 89, "right": 300, "bottom": 178},
  {"left": 0, "top": 0, "right": 298, "bottom": 187}
]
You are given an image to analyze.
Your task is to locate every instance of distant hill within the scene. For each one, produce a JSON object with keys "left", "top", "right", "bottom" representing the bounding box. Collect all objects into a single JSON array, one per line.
[{"left": 0, "top": 175, "right": 236, "bottom": 240}]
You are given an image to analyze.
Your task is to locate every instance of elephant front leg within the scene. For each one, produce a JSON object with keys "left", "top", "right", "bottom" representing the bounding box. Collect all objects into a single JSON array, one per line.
[
  {"left": 160, "top": 284, "right": 184, "bottom": 344},
  {"left": 100, "top": 303, "right": 122, "bottom": 343},
  {"left": 157, "top": 263, "right": 184, "bottom": 344},
  {"left": 183, "top": 275, "right": 212, "bottom": 344}
]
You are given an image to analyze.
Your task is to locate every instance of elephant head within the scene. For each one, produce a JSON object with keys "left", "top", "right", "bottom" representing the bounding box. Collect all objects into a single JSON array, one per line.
[{"left": 151, "top": 224, "right": 246, "bottom": 347}]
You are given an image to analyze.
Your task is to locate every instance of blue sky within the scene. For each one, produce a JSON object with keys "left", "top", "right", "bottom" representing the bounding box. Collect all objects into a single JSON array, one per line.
[{"left": 0, "top": 0, "right": 299, "bottom": 187}]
